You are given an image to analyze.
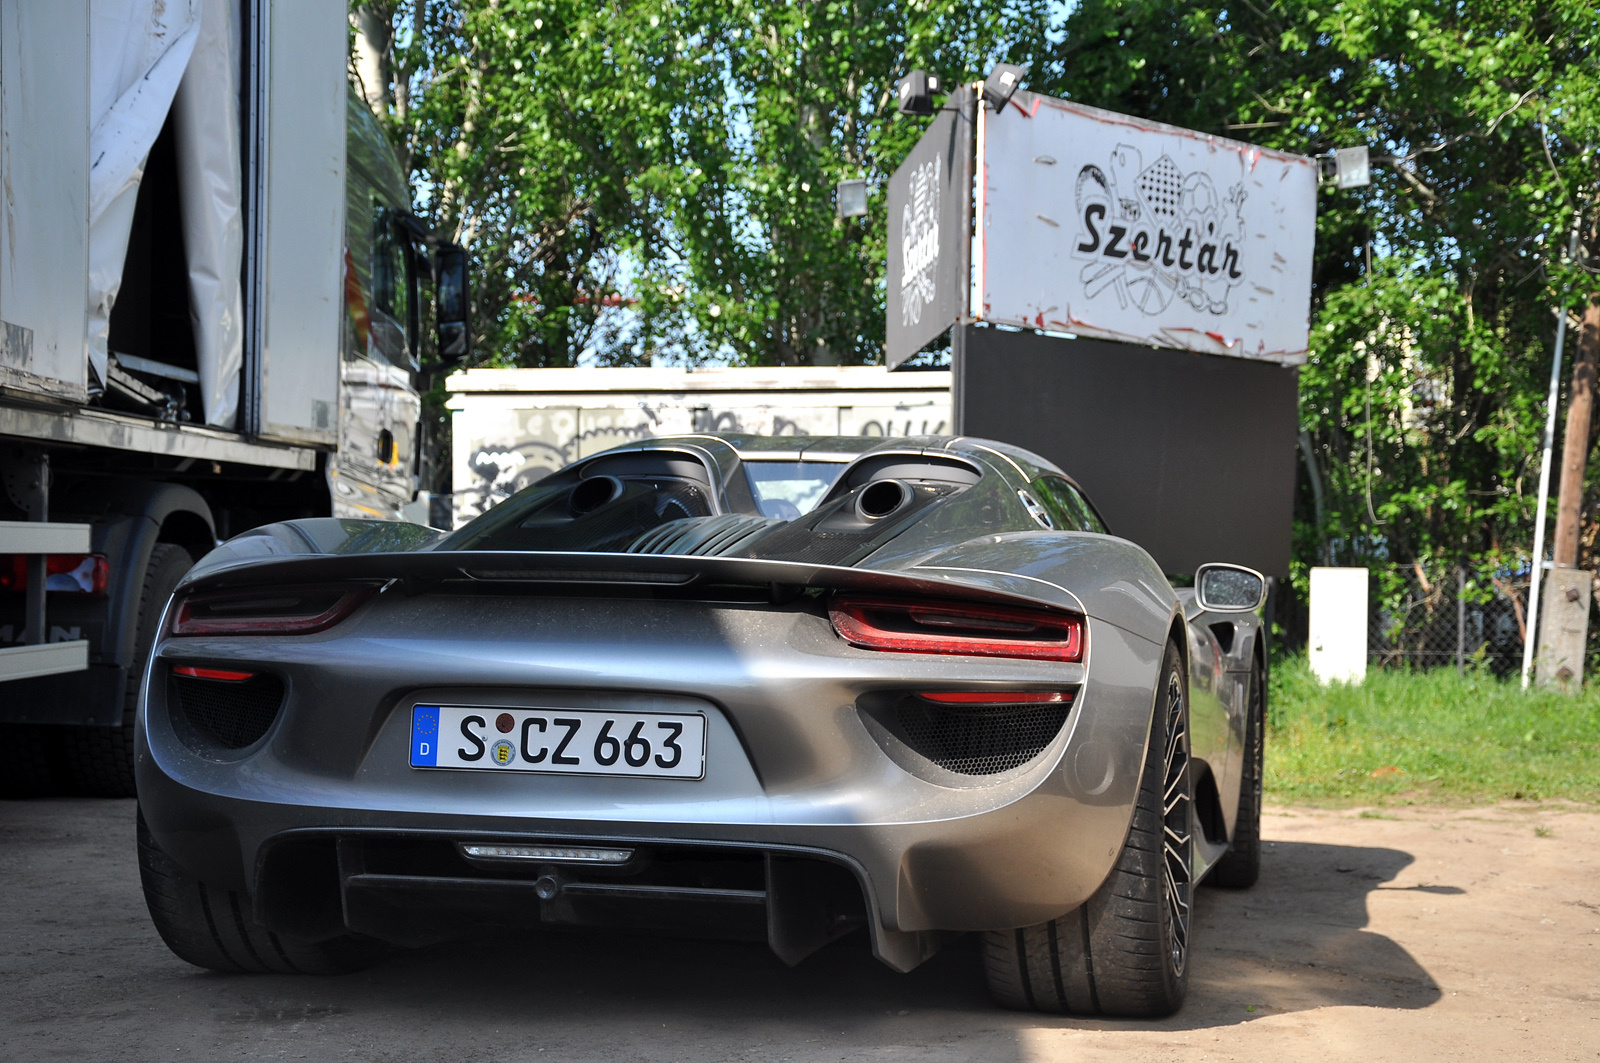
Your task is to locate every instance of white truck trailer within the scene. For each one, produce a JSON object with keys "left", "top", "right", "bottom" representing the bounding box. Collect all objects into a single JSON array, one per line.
[{"left": 0, "top": 0, "right": 471, "bottom": 795}]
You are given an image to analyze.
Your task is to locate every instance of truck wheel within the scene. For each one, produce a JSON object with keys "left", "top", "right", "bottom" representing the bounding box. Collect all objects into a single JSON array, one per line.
[
  {"left": 1207, "top": 658, "right": 1264, "bottom": 889},
  {"left": 0, "top": 724, "right": 64, "bottom": 797},
  {"left": 983, "top": 639, "right": 1193, "bottom": 1017},
  {"left": 62, "top": 543, "right": 192, "bottom": 797},
  {"left": 138, "top": 809, "right": 381, "bottom": 974}
]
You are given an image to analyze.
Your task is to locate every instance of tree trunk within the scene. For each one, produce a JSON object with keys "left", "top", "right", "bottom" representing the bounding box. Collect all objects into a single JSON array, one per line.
[
  {"left": 352, "top": 5, "right": 394, "bottom": 115},
  {"left": 1554, "top": 296, "right": 1600, "bottom": 566}
]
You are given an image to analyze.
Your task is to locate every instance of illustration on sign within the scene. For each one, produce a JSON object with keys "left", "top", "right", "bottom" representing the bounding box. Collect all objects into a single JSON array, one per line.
[
  {"left": 900, "top": 155, "right": 941, "bottom": 327},
  {"left": 1074, "top": 144, "right": 1246, "bottom": 317}
]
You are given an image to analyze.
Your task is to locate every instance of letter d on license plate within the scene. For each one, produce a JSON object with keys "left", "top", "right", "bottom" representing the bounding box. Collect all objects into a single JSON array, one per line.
[{"left": 410, "top": 705, "right": 706, "bottom": 780}]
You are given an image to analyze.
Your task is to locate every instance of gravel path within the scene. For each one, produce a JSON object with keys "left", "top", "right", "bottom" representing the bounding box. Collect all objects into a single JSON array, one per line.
[{"left": 2, "top": 799, "right": 1596, "bottom": 1062}]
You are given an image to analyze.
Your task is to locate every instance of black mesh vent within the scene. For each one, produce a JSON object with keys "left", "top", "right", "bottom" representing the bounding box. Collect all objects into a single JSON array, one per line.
[
  {"left": 894, "top": 696, "right": 1072, "bottom": 775},
  {"left": 170, "top": 673, "right": 285, "bottom": 751}
]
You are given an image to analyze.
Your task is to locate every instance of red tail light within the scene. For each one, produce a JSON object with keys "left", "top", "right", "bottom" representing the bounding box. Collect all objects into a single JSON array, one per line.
[
  {"left": 170, "top": 585, "right": 377, "bottom": 636},
  {"left": 172, "top": 666, "right": 256, "bottom": 681},
  {"left": 1, "top": 554, "right": 109, "bottom": 596},
  {"left": 919, "top": 691, "right": 1070, "bottom": 704},
  {"left": 829, "top": 597, "right": 1084, "bottom": 662}
]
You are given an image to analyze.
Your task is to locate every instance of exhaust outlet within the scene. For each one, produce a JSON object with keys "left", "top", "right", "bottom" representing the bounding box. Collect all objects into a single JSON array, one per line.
[{"left": 856, "top": 479, "right": 912, "bottom": 520}]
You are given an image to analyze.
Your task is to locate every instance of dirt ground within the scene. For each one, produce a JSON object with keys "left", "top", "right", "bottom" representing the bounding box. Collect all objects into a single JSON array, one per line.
[{"left": 1, "top": 799, "right": 1597, "bottom": 1063}]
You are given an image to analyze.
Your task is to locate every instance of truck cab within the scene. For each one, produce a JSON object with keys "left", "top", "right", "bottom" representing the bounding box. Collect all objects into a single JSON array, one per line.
[{"left": 335, "top": 90, "right": 428, "bottom": 521}]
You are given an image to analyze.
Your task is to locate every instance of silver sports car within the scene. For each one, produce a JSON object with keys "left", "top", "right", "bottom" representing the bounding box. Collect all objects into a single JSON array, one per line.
[{"left": 135, "top": 434, "right": 1268, "bottom": 1017}]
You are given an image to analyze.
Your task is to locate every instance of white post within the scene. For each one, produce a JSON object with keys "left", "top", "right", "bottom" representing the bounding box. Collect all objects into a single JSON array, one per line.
[
  {"left": 1523, "top": 308, "right": 1569, "bottom": 689},
  {"left": 1309, "top": 567, "right": 1369, "bottom": 684}
]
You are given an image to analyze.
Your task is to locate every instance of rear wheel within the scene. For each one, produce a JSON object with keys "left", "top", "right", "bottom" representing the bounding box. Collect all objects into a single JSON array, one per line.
[
  {"left": 138, "top": 808, "right": 380, "bottom": 974},
  {"left": 62, "top": 543, "right": 191, "bottom": 797},
  {"left": 1208, "top": 657, "right": 1264, "bottom": 889},
  {"left": 983, "top": 639, "right": 1193, "bottom": 1017}
]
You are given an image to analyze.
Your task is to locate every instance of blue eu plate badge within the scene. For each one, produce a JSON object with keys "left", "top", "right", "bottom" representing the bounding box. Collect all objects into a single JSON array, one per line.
[{"left": 411, "top": 706, "right": 439, "bottom": 766}]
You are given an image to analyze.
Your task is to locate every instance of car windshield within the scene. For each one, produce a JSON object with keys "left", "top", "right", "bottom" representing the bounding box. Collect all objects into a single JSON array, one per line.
[{"left": 742, "top": 461, "right": 847, "bottom": 520}]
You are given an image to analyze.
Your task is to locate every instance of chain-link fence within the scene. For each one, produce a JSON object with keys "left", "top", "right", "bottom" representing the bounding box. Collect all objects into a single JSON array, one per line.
[{"left": 1367, "top": 565, "right": 1529, "bottom": 675}]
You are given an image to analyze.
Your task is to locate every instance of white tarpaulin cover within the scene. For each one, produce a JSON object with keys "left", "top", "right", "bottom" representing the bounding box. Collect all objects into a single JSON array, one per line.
[
  {"left": 978, "top": 95, "right": 1317, "bottom": 364},
  {"left": 173, "top": 0, "right": 244, "bottom": 428},
  {"left": 87, "top": 0, "right": 199, "bottom": 387}
]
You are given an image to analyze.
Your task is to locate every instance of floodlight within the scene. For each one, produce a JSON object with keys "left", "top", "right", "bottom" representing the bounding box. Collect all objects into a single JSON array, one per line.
[
  {"left": 836, "top": 179, "right": 868, "bottom": 218},
  {"left": 896, "top": 70, "right": 943, "bottom": 116},
  {"left": 1318, "top": 146, "right": 1371, "bottom": 189},
  {"left": 982, "top": 63, "right": 1026, "bottom": 111}
]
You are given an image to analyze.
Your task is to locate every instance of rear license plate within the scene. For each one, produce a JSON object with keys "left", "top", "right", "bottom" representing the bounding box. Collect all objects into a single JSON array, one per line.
[{"left": 409, "top": 705, "right": 706, "bottom": 780}]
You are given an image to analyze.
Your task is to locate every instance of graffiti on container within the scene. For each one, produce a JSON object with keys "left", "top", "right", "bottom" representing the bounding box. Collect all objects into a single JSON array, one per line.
[
  {"left": 455, "top": 401, "right": 950, "bottom": 526},
  {"left": 463, "top": 421, "right": 656, "bottom": 520},
  {"left": 859, "top": 418, "right": 947, "bottom": 437}
]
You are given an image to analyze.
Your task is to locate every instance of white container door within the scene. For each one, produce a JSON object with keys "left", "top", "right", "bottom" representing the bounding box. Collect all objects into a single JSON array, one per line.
[
  {"left": 0, "top": 1, "right": 89, "bottom": 403},
  {"left": 249, "top": 0, "right": 344, "bottom": 445}
]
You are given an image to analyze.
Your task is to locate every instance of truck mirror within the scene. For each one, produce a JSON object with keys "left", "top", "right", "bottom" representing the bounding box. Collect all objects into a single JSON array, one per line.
[{"left": 434, "top": 243, "right": 471, "bottom": 363}]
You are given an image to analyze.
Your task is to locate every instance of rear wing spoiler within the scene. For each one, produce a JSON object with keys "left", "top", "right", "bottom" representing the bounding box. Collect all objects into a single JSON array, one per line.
[{"left": 175, "top": 550, "right": 1084, "bottom": 615}]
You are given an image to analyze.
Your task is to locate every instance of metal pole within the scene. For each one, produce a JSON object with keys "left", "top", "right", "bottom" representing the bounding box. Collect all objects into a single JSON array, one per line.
[
  {"left": 18, "top": 451, "right": 49, "bottom": 646},
  {"left": 1523, "top": 308, "right": 1570, "bottom": 688},
  {"left": 950, "top": 83, "right": 977, "bottom": 435},
  {"left": 1456, "top": 565, "right": 1465, "bottom": 674},
  {"left": 956, "top": 83, "right": 976, "bottom": 327}
]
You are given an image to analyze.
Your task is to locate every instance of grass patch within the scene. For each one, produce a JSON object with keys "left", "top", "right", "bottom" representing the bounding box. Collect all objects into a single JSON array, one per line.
[{"left": 1265, "top": 655, "right": 1600, "bottom": 805}]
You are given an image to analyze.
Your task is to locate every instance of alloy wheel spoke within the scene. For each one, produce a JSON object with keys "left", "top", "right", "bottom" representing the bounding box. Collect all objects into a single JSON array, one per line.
[{"left": 1159, "top": 666, "right": 1192, "bottom": 976}]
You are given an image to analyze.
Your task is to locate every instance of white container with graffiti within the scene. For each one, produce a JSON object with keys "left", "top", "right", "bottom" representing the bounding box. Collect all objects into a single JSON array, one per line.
[{"left": 446, "top": 366, "right": 952, "bottom": 527}]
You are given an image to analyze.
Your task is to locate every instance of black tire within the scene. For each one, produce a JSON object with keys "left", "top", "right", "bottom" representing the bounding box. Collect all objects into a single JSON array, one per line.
[
  {"left": 0, "top": 723, "right": 65, "bottom": 797},
  {"left": 61, "top": 543, "right": 192, "bottom": 797},
  {"left": 138, "top": 808, "right": 380, "bottom": 974},
  {"left": 983, "top": 639, "right": 1194, "bottom": 1017},
  {"left": 1207, "top": 657, "right": 1264, "bottom": 889}
]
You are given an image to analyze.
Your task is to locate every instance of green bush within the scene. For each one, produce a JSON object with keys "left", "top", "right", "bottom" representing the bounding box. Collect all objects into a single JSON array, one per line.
[{"left": 1264, "top": 655, "right": 1600, "bottom": 804}]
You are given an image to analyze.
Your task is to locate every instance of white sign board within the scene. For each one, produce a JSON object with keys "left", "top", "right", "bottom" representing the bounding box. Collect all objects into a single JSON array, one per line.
[
  {"left": 885, "top": 95, "right": 969, "bottom": 368},
  {"left": 977, "top": 96, "right": 1317, "bottom": 364}
]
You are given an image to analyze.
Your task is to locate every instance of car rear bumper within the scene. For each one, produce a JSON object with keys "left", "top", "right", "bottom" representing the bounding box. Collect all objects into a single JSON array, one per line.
[{"left": 135, "top": 593, "right": 1163, "bottom": 970}]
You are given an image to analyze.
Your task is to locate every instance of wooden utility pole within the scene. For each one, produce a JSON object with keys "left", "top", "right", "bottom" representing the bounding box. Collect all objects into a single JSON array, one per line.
[
  {"left": 1540, "top": 296, "right": 1600, "bottom": 690},
  {"left": 1554, "top": 298, "right": 1600, "bottom": 565}
]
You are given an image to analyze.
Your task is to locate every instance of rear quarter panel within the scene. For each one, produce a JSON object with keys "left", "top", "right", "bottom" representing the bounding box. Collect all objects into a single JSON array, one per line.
[{"left": 863, "top": 530, "right": 1179, "bottom": 868}]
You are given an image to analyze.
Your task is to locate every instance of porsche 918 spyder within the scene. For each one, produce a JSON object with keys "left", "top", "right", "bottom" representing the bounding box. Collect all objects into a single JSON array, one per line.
[{"left": 135, "top": 434, "right": 1267, "bottom": 1017}]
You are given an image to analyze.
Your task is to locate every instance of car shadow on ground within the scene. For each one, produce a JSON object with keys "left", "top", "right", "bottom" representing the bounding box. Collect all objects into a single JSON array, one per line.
[
  {"left": 238, "top": 837, "right": 1441, "bottom": 1037},
  {"left": 1064, "top": 839, "right": 1446, "bottom": 1031}
]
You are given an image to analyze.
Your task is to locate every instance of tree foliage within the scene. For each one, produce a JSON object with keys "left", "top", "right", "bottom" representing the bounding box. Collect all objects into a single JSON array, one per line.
[
  {"left": 1032, "top": 0, "right": 1600, "bottom": 583},
  {"left": 354, "top": 0, "right": 1600, "bottom": 581},
  {"left": 357, "top": 0, "right": 1046, "bottom": 367}
]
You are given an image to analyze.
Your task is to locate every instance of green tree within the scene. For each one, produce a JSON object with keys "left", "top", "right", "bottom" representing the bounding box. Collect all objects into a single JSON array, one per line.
[
  {"left": 1033, "top": 0, "right": 1600, "bottom": 588},
  {"left": 355, "top": 0, "right": 1049, "bottom": 367},
  {"left": 356, "top": 0, "right": 1600, "bottom": 603},
  {"left": 628, "top": 0, "right": 1048, "bottom": 365}
]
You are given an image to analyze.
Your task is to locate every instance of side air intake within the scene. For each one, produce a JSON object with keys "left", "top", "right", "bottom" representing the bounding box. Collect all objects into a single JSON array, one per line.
[
  {"left": 169, "top": 668, "right": 285, "bottom": 752},
  {"left": 894, "top": 693, "right": 1073, "bottom": 774},
  {"left": 859, "top": 690, "right": 1077, "bottom": 776}
]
